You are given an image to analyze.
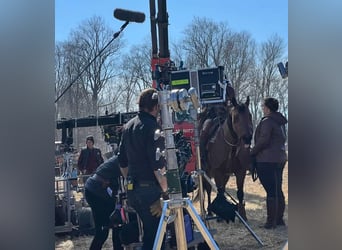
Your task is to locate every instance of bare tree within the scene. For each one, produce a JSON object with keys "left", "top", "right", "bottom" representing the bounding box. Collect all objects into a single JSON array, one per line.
[
  {"left": 111, "top": 40, "right": 153, "bottom": 112},
  {"left": 222, "top": 31, "right": 256, "bottom": 99},
  {"left": 248, "top": 34, "right": 287, "bottom": 129},
  {"left": 181, "top": 17, "right": 232, "bottom": 69},
  {"left": 258, "top": 34, "right": 285, "bottom": 98},
  {"left": 67, "top": 16, "right": 123, "bottom": 115}
]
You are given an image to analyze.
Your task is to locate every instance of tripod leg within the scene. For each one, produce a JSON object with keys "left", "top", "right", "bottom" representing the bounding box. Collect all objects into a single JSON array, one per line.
[
  {"left": 234, "top": 211, "right": 264, "bottom": 246},
  {"left": 153, "top": 201, "right": 169, "bottom": 250},
  {"left": 185, "top": 199, "right": 219, "bottom": 250},
  {"left": 202, "top": 172, "right": 264, "bottom": 246},
  {"left": 174, "top": 207, "right": 188, "bottom": 250}
]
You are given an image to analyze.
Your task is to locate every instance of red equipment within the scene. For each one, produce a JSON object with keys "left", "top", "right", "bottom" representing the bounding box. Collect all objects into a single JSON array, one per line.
[{"left": 149, "top": 0, "right": 196, "bottom": 173}]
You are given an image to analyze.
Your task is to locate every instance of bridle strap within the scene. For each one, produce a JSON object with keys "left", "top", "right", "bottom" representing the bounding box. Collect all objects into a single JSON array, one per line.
[
  {"left": 223, "top": 132, "right": 238, "bottom": 147},
  {"left": 221, "top": 109, "right": 238, "bottom": 147}
]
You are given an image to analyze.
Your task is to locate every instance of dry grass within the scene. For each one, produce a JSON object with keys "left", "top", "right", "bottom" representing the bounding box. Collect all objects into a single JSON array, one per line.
[{"left": 55, "top": 163, "right": 288, "bottom": 249}]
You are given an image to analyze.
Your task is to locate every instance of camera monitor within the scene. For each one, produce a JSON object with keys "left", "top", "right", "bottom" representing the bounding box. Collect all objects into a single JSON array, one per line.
[
  {"left": 197, "top": 66, "right": 225, "bottom": 104},
  {"left": 170, "top": 70, "right": 191, "bottom": 90}
]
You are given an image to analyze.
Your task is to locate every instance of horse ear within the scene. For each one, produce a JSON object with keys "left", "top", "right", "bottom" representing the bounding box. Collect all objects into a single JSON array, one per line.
[
  {"left": 231, "top": 97, "right": 238, "bottom": 107},
  {"left": 245, "top": 96, "right": 250, "bottom": 106},
  {"left": 226, "top": 84, "right": 236, "bottom": 101}
]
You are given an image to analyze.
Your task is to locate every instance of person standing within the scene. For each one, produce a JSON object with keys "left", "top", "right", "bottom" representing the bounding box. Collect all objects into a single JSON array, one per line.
[
  {"left": 84, "top": 155, "right": 123, "bottom": 250},
  {"left": 118, "top": 88, "right": 168, "bottom": 250},
  {"left": 78, "top": 135, "right": 104, "bottom": 176},
  {"left": 251, "top": 97, "right": 288, "bottom": 229}
]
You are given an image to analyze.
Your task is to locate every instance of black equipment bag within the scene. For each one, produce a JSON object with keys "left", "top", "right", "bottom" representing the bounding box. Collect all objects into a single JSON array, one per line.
[
  {"left": 208, "top": 195, "right": 237, "bottom": 223},
  {"left": 119, "top": 220, "right": 140, "bottom": 245}
]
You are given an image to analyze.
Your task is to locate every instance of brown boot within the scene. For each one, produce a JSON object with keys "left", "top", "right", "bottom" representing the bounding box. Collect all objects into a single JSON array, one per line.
[
  {"left": 276, "top": 197, "right": 286, "bottom": 226},
  {"left": 264, "top": 198, "right": 277, "bottom": 229}
]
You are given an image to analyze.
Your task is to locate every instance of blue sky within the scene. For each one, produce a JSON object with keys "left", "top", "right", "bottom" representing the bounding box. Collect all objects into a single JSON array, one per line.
[{"left": 56, "top": 0, "right": 288, "bottom": 50}]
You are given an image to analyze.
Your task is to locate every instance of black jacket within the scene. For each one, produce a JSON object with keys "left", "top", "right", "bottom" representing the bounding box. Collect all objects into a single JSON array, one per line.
[
  {"left": 85, "top": 155, "right": 122, "bottom": 199},
  {"left": 118, "top": 111, "right": 165, "bottom": 182}
]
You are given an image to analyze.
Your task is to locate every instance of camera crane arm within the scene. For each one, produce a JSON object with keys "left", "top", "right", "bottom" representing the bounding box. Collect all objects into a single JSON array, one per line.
[{"left": 56, "top": 112, "right": 137, "bottom": 146}]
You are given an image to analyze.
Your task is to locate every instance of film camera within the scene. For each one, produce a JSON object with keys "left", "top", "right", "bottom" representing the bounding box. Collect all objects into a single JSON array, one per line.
[{"left": 153, "top": 61, "right": 226, "bottom": 104}]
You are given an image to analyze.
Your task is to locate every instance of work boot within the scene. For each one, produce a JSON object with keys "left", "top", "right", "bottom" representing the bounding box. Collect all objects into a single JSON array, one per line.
[
  {"left": 276, "top": 197, "right": 286, "bottom": 226},
  {"left": 264, "top": 198, "right": 277, "bottom": 229}
]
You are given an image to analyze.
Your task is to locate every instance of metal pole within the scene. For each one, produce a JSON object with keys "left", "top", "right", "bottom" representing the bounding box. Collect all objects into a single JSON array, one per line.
[
  {"left": 189, "top": 107, "right": 206, "bottom": 220},
  {"left": 155, "top": 89, "right": 187, "bottom": 250}
]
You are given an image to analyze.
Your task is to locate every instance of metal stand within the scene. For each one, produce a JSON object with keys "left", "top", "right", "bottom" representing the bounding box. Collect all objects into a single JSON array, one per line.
[
  {"left": 189, "top": 107, "right": 207, "bottom": 221},
  {"left": 197, "top": 170, "right": 264, "bottom": 246},
  {"left": 153, "top": 89, "right": 219, "bottom": 250},
  {"left": 154, "top": 198, "right": 219, "bottom": 250}
]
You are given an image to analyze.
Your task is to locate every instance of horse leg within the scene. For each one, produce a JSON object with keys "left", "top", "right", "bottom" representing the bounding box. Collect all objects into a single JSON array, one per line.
[
  {"left": 203, "top": 180, "right": 213, "bottom": 216},
  {"left": 214, "top": 169, "right": 229, "bottom": 197},
  {"left": 236, "top": 169, "right": 248, "bottom": 221}
]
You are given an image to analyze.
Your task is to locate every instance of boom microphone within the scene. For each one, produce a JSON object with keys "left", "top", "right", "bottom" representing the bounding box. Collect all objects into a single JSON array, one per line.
[{"left": 113, "top": 8, "right": 145, "bottom": 23}]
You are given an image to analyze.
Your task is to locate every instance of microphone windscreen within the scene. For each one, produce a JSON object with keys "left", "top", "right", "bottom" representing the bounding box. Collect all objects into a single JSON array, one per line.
[{"left": 114, "top": 8, "right": 145, "bottom": 23}]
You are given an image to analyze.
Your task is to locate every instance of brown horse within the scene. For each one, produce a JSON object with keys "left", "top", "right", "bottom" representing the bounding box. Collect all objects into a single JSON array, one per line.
[{"left": 199, "top": 96, "right": 253, "bottom": 220}]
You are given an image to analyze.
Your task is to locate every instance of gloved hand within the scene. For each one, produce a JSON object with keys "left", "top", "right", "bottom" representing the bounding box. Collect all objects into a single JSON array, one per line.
[
  {"left": 161, "top": 191, "right": 169, "bottom": 200},
  {"left": 150, "top": 199, "right": 162, "bottom": 217}
]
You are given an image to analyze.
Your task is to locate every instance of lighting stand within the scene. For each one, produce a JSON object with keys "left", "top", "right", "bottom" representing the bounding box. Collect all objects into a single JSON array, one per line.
[
  {"left": 153, "top": 88, "right": 219, "bottom": 250},
  {"left": 188, "top": 105, "right": 207, "bottom": 221}
]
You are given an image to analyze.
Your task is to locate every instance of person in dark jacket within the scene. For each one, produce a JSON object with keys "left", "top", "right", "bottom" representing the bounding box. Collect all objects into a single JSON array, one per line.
[
  {"left": 84, "top": 155, "right": 123, "bottom": 250},
  {"left": 251, "top": 97, "right": 288, "bottom": 229},
  {"left": 78, "top": 135, "right": 104, "bottom": 176},
  {"left": 118, "top": 88, "right": 168, "bottom": 250}
]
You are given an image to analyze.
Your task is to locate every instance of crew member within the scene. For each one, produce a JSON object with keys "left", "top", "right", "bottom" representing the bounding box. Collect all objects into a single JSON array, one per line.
[
  {"left": 251, "top": 97, "right": 287, "bottom": 229},
  {"left": 78, "top": 135, "right": 104, "bottom": 177},
  {"left": 84, "top": 155, "right": 123, "bottom": 250},
  {"left": 118, "top": 88, "right": 168, "bottom": 250}
]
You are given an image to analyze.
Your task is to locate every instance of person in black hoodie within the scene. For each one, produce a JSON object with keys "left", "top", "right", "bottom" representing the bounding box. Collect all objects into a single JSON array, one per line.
[
  {"left": 251, "top": 97, "right": 288, "bottom": 229},
  {"left": 84, "top": 155, "right": 123, "bottom": 250}
]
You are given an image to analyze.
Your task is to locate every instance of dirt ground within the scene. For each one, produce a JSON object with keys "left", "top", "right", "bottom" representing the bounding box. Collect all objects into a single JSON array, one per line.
[{"left": 55, "top": 163, "right": 288, "bottom": 249}]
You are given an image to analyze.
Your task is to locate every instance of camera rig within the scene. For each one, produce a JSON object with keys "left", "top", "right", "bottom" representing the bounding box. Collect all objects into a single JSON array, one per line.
[
  {"left": 154, "top": 62, "right": 227, "bottom": 105},
  {"left": 151, "top": 54, "right": 219, "bottom": 248}
]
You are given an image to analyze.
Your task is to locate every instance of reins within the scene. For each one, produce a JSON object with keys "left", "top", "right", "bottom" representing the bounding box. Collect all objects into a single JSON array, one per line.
[
  {"left": 222, "top": 107, "right": 239, "bottom": 147},
  {"left": 222, "top": 128, "right": 238, "bottom": 147}
]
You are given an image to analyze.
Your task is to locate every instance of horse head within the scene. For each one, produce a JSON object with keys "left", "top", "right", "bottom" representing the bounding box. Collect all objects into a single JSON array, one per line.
[{"left": 229, "top": 96, "right": 253, "bottom": 148}]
